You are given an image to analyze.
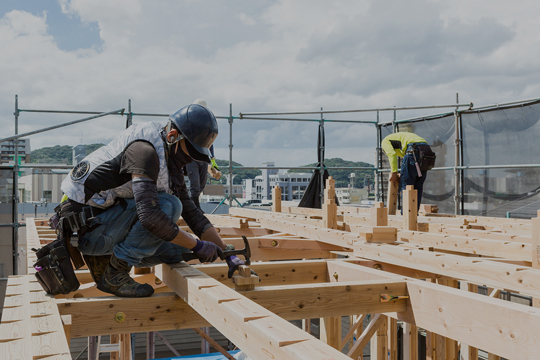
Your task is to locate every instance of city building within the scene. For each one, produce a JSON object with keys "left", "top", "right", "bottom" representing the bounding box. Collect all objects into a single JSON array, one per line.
[
  {"left": 243, "top": 162, "right": 312, "bottom": 201},
  {"left": 335, "top": 187, "right": 369, "bottom": 205},
  {"left": 18, "top": 168, "right": 68, "bottom": 203},
  {"left": 0, "top": 139, "right": 30, "bottom": 164}
]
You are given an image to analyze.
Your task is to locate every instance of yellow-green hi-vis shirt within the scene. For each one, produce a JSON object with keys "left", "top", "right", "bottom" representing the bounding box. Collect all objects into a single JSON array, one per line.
[{"left": 381, "top": 132, "right": 427, "bottom": 173}]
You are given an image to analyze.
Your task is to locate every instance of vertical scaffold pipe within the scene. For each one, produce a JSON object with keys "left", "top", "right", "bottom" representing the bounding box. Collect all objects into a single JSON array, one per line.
[
  {"left": 229, "top": 104, "right": 233, "bottom": 208},
  {"left": 319, "top": 108, "right": 325, "bottom": 206},
  {"left": 13, "top": 94, "right": 19, "bottom": 275}
]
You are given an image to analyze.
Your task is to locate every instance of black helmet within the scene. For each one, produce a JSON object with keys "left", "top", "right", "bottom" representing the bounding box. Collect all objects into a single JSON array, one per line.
[{"left": 166, "top": 104, "right": 218, "bottom": 163}]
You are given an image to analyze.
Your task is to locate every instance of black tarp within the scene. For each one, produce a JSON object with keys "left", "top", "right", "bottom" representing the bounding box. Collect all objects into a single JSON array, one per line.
[{"left": 299, "top": 123, "right": 339, "bottom": 208}]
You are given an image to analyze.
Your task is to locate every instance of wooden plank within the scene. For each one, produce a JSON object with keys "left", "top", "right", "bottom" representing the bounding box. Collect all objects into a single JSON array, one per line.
[
  {"left": 0, "top": 277, "right": 32, "bottom": 360},
  {"left": 157, "top": 263, "right": 354, "bottom": 359}
]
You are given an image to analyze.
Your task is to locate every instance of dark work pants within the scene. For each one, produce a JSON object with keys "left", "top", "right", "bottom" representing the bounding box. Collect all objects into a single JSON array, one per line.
[{"left": 399, "top": 151, "right": 427, "bottom": 210}]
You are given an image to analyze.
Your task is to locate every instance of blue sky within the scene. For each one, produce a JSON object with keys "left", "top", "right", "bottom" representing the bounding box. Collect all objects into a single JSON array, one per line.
[
  {"left": 0, "top": 0, "right": 101, "bottom": 51},
  {"left": 0, "top": 1, "right": 538, "bottom": 166}
]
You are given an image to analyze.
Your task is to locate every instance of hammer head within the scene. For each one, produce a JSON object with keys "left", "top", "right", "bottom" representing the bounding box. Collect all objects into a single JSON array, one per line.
[
  {"left": 220, "top": 236, "right": 252, "bottom": 265},
  {"left": 242, "top": 236, "right": 251, "bottom": 265}
]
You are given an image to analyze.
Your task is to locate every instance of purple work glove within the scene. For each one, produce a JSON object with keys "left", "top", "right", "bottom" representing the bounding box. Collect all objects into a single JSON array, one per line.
[
  {"left": 226, "top": 255, "right": 245, "bottom": 278},
  {"left": 191, "top": 240, "right": 223, "bottom": 263}
]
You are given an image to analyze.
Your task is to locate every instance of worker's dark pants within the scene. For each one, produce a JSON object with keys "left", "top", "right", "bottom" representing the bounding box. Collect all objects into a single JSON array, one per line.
[
  {"left": 399, "top": 151, "right": 427, "bottom": 210},
  {"left": 78, "top": 193, "right": 189, "bottom": 267},
  {"left": 186, "top": 161, "right": 208, "bottom": 198}
]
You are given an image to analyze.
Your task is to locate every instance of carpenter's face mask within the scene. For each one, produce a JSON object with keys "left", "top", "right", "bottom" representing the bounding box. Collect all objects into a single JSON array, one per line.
[{"left": 168, "top": 142, "right": 193, "bottom": 171}]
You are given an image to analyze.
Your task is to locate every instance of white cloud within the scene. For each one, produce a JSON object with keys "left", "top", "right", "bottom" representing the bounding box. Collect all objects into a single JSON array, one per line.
[{"left": 1, "top": 0, "right": 540, "bottom": 167}]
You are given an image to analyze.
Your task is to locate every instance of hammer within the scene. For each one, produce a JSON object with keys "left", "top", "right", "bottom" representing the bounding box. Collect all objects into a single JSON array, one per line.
[{"left": 182, "top": 236, "right": 253, "bottom": 265}]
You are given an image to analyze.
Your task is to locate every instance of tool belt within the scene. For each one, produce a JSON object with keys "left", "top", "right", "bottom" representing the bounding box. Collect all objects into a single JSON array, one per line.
[
  {"left": 407, "top": 144, "right": 436, "bottom": 171},
  {"left": 32, "top": 200, "right": 103, "bottom": 295}
]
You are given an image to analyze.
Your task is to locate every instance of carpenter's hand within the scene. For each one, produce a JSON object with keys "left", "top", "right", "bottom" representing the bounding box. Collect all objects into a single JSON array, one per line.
[
  {"left": 226, "top": 255, "right": 244, "bottom": 278},
  {"left": 211, "top": 158, "right": 219, "bottom": 170},
  {"left": 191, "top": 240, "right": 223, "bottom": 263},
  {"left": 389, "top": 172, "right": 400, "bottom": 183}
]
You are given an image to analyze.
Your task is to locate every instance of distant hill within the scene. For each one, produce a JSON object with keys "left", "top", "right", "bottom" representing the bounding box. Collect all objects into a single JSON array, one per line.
[
  {"left": 30, "top": 144, "right": 105, "bottom": 165},
  {"left": 289, "top": 158, "right": 375, "bottom": 188},
  {"left": 211, "top": 159, "right": 261, "bottom": 185}
]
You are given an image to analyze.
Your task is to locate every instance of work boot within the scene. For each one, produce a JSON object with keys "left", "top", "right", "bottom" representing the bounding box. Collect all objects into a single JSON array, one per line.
[
  {"left": 97, "top": 254, "right": 154, "bottom": 297},
  {"left": 191, "top": 196, "right": 202, "bottom": 212},
  {"left": 83, "top": 254, "right": 111, "bottom": 284}
]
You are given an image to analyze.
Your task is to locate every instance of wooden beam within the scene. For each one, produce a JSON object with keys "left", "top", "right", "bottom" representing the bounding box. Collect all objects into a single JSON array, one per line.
[
  {"left": 194, "top": 260, "right": 329, "bottom": 287},
  {"left": 399, "top": 230, "right": 531, "bottom": 261},
  {"left": 397, "top": 280, "right": 540, "bottom": 359},
  {"left": 240, "top": 280, "right": 408, "bottom": 319},
  {"left": 205, "top": 214, "right": 250, "bottom": 229},
  {"left": 438, "top": 227, "right": 531, "bottom": 244},
  {"left": 258, "top": 218, "right": 360, "bottom": 248},
  {"left": 354, "top": 242, "right": 540, "bottom": 299},
  {"left": 56, "top": 293, "right": 209, "bottom": 338},
  {"left": 157, "top": 263, "right": 351, "bottom": 359}
]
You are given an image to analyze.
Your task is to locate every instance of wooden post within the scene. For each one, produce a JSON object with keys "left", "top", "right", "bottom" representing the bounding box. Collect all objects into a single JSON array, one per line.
[
  {"left": 272, "top": 186, "right": 282, "bottom": 213},
  {"left": 532, "top": 210, "right": 540, "bottom": 307},
  {"left": 146, "top": 332, "right": 155, "bottom": 360},
  {"left": 322, "top": 177, "right": 338, "bottom": 229},
  {"left": 388, "top": 317, "right": 398, "bottom": 360},
  {"left": 119, "top": 333, "right": 132, "bottom": 360},
  {"left": 321, "top": 251, "right": 340, "bottom": 349},
  {"left": 387, "top": 179, "right": 398, "bottom": 215},
  {"left": 370, "top": 315, "right": 388, "bottom": 360},
  {"left": 403, "top": 185, "right": 418, "bottom": 231},
  {"left": 402, "top": 322, "right": 418, "bottom": 360},
  {"left": 201, "top": 327, "right": 210, "bottom": 353},
  {"left": 88, "top": 336, "right": 100, "bottom": 360},
  {"left": 370, "top": 202, "right": 388, "bottom": 227},
  {"left": 460, "top": 282, "right": 478, "bottom": 360},
  {"left": 302, "top": 319, "right": 311, "bottom": 334},
  {"left": 110, "top": 334, "right": 119, "bottom": 360},
  {"left": 320, "top": 316, "right": 341, "bottom": 350}
]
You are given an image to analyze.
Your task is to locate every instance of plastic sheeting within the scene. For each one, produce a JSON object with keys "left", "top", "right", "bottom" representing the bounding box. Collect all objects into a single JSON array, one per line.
[
  {"left": 379, "top": 100, "right": 540, "bottom": 217},
  {"left": 461, "top": 100, "right": 540, "bottom": 217}
]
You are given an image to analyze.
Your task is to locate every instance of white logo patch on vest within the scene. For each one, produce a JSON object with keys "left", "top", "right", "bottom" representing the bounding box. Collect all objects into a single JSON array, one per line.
[{"left": 71, "top": 160, "right": 90, "bottom": 181}]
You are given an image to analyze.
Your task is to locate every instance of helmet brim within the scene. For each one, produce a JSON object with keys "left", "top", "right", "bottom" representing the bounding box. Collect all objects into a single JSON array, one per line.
[{"left": 185, "top": 139, "right": 211, "bottom": 163}]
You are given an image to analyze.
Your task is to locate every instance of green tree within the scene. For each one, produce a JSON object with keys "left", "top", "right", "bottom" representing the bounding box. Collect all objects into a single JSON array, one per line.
[
  {"left": 209, "top": 159, "right": 262, "bottom": 185},
  {"left": 31, "top": 143, "right": 105, "bottom": 165}
]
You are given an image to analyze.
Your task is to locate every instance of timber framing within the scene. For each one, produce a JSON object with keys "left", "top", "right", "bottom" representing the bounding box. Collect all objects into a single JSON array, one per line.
[{"left": 3, "top": 196, "right": 540, "bottom": 359}]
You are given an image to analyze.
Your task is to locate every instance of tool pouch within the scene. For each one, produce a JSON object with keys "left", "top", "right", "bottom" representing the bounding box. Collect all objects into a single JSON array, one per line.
[
  {"left": 416, "top": 144, "right": 436, "bottom": 171},
  {"left": 33, "top": 237, "right": 80, "bottom": 295}
]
